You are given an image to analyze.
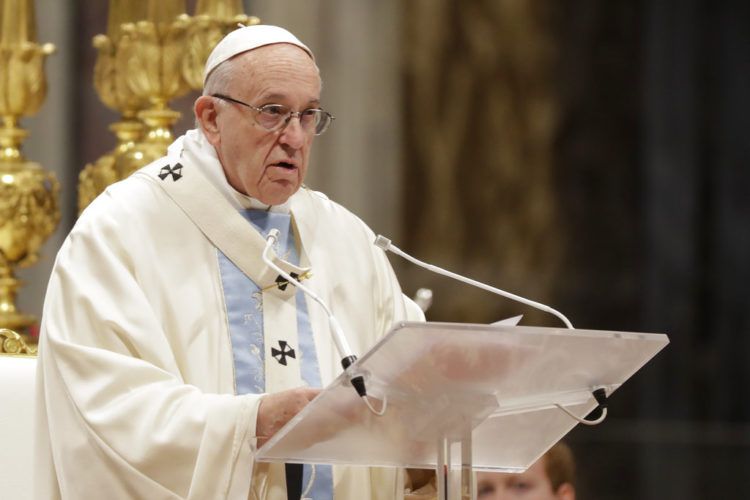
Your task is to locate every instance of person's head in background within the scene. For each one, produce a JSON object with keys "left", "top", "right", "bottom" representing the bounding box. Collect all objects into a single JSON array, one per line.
[{"left": 477, "top": 442, "right": 576, "bottom": 500}]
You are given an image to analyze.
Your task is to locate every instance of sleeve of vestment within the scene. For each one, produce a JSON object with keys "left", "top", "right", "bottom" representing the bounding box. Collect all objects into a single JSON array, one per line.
[{"left": 36, "top": 189, "right": 260, "bottom": 500}]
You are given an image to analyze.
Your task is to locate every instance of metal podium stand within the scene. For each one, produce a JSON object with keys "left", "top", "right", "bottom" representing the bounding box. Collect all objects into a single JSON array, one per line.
[{"left": 256, "top": 322, "right": 669, "bottom": 499}]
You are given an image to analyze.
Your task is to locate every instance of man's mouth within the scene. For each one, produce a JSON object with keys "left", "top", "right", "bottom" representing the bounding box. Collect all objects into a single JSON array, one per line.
[{"left": 271, "top": 161, "right": 297, "bottom": 170}]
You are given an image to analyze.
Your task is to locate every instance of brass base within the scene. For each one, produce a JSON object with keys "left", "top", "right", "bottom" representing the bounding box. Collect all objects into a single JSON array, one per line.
[{"left": 0, "top": 328, "right": 37, "bottom": 355}]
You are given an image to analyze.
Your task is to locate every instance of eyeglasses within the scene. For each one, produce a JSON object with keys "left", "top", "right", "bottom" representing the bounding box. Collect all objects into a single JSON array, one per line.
[{"left": 211, "top": 93, "right": 335, "bottom": 136}]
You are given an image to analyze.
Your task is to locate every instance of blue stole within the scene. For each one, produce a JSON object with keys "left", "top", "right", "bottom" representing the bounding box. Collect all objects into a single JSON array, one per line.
[{"left": 218, "top": 209, "right": 333, "bottom": 499}]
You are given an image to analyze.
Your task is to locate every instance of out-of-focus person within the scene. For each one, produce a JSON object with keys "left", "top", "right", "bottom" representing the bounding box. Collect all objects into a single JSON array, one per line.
[
  {"left": 477, "top": 442, "right": 576, "bottom": 500},
  {"left": 405, "top": 442, "right": 576, "bottom": 500}
]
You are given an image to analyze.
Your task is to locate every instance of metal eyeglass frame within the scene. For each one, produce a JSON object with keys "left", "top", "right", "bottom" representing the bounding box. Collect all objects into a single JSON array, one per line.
[{"left": 211, "top": 93, "right": 334, "bottom": 135}]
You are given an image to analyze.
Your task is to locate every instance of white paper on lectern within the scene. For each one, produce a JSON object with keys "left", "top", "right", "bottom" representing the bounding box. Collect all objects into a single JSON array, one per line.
[
  {"left": 256, "top": 322, "right": 669, "bottom": 473},
  {"left": 491, "top": 315, "right": 523, "bottom": 326}
]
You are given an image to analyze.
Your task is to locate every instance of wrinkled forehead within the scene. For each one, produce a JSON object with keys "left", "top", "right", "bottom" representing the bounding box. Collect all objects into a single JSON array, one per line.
[
  {"left": 232, "top": 44, "right": 319, "bottom": 76},
  {"left": 228, "top": 45, "right": 322, "bottom": 102}
]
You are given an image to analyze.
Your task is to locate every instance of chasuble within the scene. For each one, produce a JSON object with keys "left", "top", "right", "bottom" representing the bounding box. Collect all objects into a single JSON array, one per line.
[{"left": 34, "top": 130, "right": 422, "bottom": 499}]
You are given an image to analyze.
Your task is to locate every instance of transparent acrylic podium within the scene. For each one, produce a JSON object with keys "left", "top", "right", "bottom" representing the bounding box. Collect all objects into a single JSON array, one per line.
[{"left": 256, "top": 322, "right": 669, "bottom": 499}]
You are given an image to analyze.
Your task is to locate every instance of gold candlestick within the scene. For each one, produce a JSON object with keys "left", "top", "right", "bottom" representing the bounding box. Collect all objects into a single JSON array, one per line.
[
  {"left": 114, "top": 0, "right": 189, "bottom": 167},
  {"left": 78, "top": 119, "right": 143, "bottom": 213},
  {"left": 80, "top": 1, "right": 192, "bottom": 210},
  {"left": 196, "top": 0, "right": 244, "bottom": 18},
  {"left": 0, "top": 0, "right": 34, "bottom": 46},
  {"left": 79, "top": 0, "right": 149, "bottom": 212},
  {"left": 180, "top": 0, "right": 259, "bottom": 90},
  {"left": 79, "top": 0, "right": 260, "bottom": 210},
  {"left": 0, "top": 0, "right": 59, "bottom": 342}
]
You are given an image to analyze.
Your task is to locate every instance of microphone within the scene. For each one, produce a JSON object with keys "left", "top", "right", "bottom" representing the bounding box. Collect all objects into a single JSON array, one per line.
[
  {"left": 413, "top": 288, "right": 433, "bottom": 312},
  {"left": 262, "top": 230, "right": 369, "bottom": 400},
  {"left": 373, "top": 235, "right": 574, "bottom": 329}
]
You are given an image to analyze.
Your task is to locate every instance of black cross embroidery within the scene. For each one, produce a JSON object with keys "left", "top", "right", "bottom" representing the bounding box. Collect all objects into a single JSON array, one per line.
[
  {"left": 275, "top": 272, "right": 299, "bottom": 291},
  {"left": 158, "top": 163, "right": 183, "bottom": 181},
  {"left": 271, "top": 340, "right": 296, "bottom": 366}
]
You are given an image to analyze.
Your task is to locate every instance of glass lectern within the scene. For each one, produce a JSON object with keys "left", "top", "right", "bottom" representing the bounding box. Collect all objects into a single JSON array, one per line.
[{"left": 256, "top": 322, "right": 669, "bottom": 499}]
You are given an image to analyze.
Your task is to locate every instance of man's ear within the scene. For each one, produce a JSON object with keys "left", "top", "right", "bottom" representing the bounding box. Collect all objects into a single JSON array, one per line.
[
  {"left": 194, "top": 95, "right": 220, "bottom": 145},
  {"left": 555, "top": 482, "right": 575, "bottom": 500}
]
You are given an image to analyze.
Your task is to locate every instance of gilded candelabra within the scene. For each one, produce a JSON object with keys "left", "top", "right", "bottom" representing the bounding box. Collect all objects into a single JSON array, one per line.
[
  {"left": 180, "top": 0, "right": 259, "bottom": 90},
  {"left": 115, "top": 1, "right": 191, "bottom": 171},
  {"left": 79, "top": 0, "right": 258, "bottom": 212},
  {"left": 78, "top": 0, "right": 149, "bottom": 213},
  {"left": 0, "top": 0, "right": 59, "bottom": 345}
]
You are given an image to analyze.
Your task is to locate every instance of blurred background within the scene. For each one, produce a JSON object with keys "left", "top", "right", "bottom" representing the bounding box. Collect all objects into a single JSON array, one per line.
[{"left": 11, "top": 0, "right": 749, "bottom": 498}]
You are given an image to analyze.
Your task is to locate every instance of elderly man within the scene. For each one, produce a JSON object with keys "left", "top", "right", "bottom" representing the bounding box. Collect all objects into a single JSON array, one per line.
[{"left": 35, "top": 25, "right": 421, "bottom": 500}]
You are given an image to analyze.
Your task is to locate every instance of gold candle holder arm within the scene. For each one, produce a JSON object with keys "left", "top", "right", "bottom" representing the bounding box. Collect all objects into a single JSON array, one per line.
[{"left": 0, "top": 328, "right": 36, "bottom": 355}]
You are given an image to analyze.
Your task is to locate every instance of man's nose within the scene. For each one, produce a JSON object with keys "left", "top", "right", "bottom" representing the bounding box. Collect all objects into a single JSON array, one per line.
[{"left": 279, "top": 115, "right": 306, "bottom": 149}]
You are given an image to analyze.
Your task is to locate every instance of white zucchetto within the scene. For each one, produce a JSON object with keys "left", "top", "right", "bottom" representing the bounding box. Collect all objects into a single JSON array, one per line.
[{"left": 203, "top": 25, "right": 313, "bottom": 86}]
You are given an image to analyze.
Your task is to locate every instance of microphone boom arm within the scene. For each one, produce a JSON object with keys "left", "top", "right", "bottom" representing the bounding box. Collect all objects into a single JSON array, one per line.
[
  {"left": 374, "top": 235, "right": 574, "bottom": 329},
  {"left": 262, "top": 229, "right": 369, "bottom": 399}
]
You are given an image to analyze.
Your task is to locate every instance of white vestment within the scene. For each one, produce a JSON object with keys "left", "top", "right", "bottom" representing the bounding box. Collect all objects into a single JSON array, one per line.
[{"left": 34, "top": 130, "right": 421, "bottom": 499}]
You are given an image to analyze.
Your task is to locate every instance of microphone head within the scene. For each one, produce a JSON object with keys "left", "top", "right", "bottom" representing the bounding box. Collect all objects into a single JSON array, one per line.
[
  {"left": 267, "top": 228, "right": 281, "bottom": 243},
  {"left": 414, "top": 288, "right": 433, "bottom": 312},
  {"left": 374, "top": 235, "right": 392, "bottom": 251}
]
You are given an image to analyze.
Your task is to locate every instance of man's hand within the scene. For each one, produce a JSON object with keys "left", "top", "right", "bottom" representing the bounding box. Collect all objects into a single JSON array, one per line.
[{"left": 256, "top": 386, "right": 320, "bottom": 446}]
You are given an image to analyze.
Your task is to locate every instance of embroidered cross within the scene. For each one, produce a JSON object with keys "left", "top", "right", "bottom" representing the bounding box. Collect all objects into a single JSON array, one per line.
[
  {"left": 263, "top": 271, "right": 312, "bottom": 292},
  {"left": 275, "top": 272, "right": 300, "bottom": 291},
  {"left": 271, "top": 340, "right": 296, "bottom": 366},
  {"left": 158, "top": 163, "right": 183, "bottom": 181}
]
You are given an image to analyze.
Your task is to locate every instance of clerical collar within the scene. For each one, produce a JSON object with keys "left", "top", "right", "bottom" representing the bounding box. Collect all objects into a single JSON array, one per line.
[{"left": 174, "top": 128, "right": 293, "bottom": 214}]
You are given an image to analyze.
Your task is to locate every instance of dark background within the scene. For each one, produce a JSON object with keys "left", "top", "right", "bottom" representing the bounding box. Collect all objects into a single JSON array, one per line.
[{"left": 400, "top": 1, "right": 749, "bottom": 498}]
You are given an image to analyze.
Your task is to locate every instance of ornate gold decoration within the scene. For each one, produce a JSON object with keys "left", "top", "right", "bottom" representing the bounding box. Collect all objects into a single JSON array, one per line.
[
  {"left": 77, "top": 119, "right": 143, "bottom": 213},
  {"left": 78, "top": 0, "right": 148, "bottom": 213},
  {"left": 0, "top": 0, "right": 60, "bottom": 338},
  {"left": 79, "top": 0, "right": 258, "bottom": 212},
  {"left": 117, "top": 1, "right": 191, "bottom": 170},
  {"left": 0, "top": 328, "right": 36, "bottom": 355},
  {"left": 179, "top": 0, "right": 259, "bottom": 91}
]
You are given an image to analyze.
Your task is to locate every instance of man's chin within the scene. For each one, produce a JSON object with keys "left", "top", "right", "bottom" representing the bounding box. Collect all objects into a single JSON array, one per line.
[{"left": 256, "top": 184, "right": 300, "bottom": 206}]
